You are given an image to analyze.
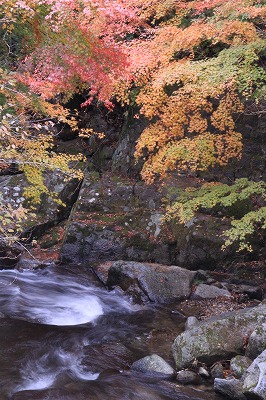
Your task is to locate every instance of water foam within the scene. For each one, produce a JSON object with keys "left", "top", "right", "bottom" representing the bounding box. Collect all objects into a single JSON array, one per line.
[{"left": 0, "top": 269, "right": 130, "bottom": 326}]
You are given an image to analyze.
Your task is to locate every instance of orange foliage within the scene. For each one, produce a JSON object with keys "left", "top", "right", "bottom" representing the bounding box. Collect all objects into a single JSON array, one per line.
[
  {"left": 1, "top": 0, "right": 265, "bottom": 185},
  {"left": 127, "top": 0, "right": 265, "bottom": 181}
]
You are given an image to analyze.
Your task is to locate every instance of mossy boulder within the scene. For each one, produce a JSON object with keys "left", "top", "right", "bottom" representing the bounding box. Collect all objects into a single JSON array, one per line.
[
  {"left": 0, "top": 172, "right": 80, "bottom": 267},
  {"left": 245, "top": 323, "right": 266, "bottom": 359},
  {"left": 0, "top": 172, "right": 80, "bottom": 233},
  {"left": 172, "top": 303, "right": 266, "bottom": 369},
  {"left": 230, "top": 356, "right": 252, "bottom": 379}
]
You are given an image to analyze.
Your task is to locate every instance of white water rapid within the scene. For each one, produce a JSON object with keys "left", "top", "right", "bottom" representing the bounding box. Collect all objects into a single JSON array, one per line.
[{"left": 0, "top": 267, "right": 223, "bottom": 400}]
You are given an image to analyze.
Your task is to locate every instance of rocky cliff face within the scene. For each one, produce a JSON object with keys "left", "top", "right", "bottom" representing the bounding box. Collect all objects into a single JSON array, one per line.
[
  {"left": 0, "top": 107, "right": 265, "bottom": 270},
  {"left": 60, "top": 172, "right": 172, "bottom": 266}
]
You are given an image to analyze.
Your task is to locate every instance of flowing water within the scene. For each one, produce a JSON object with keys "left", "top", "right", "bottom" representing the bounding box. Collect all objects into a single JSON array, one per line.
[{"left": 0, "top": 267, "right": 224, "bottom": 400}]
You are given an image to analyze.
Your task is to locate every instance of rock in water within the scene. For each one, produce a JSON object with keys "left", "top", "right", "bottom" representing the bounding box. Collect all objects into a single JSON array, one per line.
[
  {"left": 214, "top": 378, "right": 245, "bottom": 400},
  {"left": 131, "top": 354, "right": 175, "bottom": 377}
]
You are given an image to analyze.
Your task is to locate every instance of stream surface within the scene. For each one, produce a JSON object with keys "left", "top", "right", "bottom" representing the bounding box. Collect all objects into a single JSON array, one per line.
[{"left": 0, "top": 267, "right": 224, "bottom": 400}]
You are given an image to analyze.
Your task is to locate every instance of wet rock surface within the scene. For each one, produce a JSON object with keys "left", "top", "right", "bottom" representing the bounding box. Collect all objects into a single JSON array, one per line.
[
  {"left": 176, "top": 370, "right": 201, "bottom": 385},
  {"left": 82, "top": 343, "right": 135, "bottom": 373}
]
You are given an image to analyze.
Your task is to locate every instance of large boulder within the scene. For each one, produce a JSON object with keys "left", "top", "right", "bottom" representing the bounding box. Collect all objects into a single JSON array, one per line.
[
  {"left": 93, "top": 260, "right": 196, "bottom": 303},
  {"left": 243, "top": 349, "right": 266, "bottom": 400},
  {"left": 0, "top": 240, "right": 21, "bottom": 269},
  {"left": 169, "top": 214, "right": 234, "bottom": 269},
  {"left": 172, "top": 303, "right": 266, "bottom": 369},
  {"left": 0, "top": 171, "right": 80, "bottom": 225}
]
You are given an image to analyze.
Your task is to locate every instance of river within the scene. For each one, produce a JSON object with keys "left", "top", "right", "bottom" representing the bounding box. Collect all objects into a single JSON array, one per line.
[{"left": 0, "top": 267, "right": 224, "bottom": 400}]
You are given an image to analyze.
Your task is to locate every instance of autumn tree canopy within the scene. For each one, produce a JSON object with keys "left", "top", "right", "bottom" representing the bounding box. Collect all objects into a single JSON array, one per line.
[
  {"left": 128, "top": 0, "right": 266, "bottom": 182},
  {"left": 0, "top": 0, "right": 265, "bottom": 249}
]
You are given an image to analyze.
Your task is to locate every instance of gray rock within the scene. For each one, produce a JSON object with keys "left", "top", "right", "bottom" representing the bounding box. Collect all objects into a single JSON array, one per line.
[
  {"left": 0, "top": 172, "right": 80, "bottom": 234},
  {"left": 94, "top": 261, "right": 196, "bottom": 303},
  {"left": 185, "top": 316, "right": 200, "bottom": 331},
  {"left": 0, "top": 171, "right": 80, "bottom": 268},
  {"left": 112, "top": 116, "right": 147, "bottom": 175},
  {"left": 243, "top": 349, "right": 266, "bottom": 400},
  {"left": 195, "top": 270, "right": 210, "bottom": 282},
  {"left": 176, "top": 370, "right": 201, "bottom": 385},
  {"left": 210, "top": 362, "right": 224, "bottom": 379},
  {"left": 172, "top": 303, "right": 266, "bottom": 369},
  {"left": 230, "top": 356, "right": 252, "bottom": 379},
  {"left": 214, "top": 378, "right": 245, "bottom": 400},
  {"left": 131, "top": 354, "right": 175, "bottom": 377},
  {"left": 191, "top": 283, "right": 231, "bottom": 299},
  {"left": 198, "top": 366, "right": 210, "bottom": 378},
  {"left": 245, "top": 323, "right": 266, "bottom": 359},
  {"left": 172, "top": 214, "right": 234, "bottom": 269}
]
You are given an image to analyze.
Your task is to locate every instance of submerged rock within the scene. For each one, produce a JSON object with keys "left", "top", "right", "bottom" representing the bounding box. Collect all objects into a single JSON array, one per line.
[{"left": 82, "top": 342, "right": 135, "bottom": 374}]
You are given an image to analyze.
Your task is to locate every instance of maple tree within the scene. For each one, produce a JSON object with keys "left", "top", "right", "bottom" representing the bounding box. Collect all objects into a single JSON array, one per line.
[
  {"left": 128, "top": 0, "right": 266, "bottom": 181},
  {"left": 0, "top": 0, "right": 140, "bottom": 105},
  {"left": 125, "top": 0, "right": 266, "bottom": 251},
  {"left": 0, "top": 0, "right": 265, "bottom": 251},
  {"left": 0, "top": 0, "right": 140, "bottom": 242}
]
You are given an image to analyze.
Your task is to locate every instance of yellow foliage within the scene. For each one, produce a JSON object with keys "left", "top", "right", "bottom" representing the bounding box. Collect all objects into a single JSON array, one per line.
[
  {"left": 129, "top": 9, "right": 264, "bottom": 181},
  {"left": 0, "top": 71, "right": 84, "bottom": 212}
]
